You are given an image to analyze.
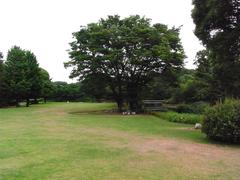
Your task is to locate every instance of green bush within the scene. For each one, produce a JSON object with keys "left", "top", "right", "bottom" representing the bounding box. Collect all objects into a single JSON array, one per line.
[
  {"left": 155, "top": 111, "right": 203, "bottom": 124},
  {"left": 191, "top": 101, "right": 209, "bottom": 114},
  {"left": 202, "top": 99, "right": 240, "bottom": 143},
  {"left": 176, "top": 104, "right": 193, "bottom": 113},
  {"left": 176, "top": 102, "right": 209, "bottom": 114}
]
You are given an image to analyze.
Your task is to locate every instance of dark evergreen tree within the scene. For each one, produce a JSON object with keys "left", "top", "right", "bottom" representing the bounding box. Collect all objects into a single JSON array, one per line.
[
  {"left": 4, "top": 46, "right": 43, "bottom": 107},
  {"left": 4, "top": 46, "right": 30, "bottom": 106}
]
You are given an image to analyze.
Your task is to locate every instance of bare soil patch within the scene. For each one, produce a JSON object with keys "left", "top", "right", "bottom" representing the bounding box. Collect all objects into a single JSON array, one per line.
[{"left": 130, "top": 138, "right": 239, "bottom": 178}]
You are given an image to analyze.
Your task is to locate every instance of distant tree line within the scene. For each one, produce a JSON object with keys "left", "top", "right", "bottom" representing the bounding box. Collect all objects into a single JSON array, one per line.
[
  {"left": 49, "top": 81, "right": 111, "bottom": 102},
  {"left": 0, "top": 47, "right": 111, "bottom": 107}
]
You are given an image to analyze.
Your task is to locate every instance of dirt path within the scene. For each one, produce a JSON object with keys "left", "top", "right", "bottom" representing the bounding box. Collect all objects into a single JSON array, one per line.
[
  {"left": 94, "top": 128, "right": 240, "bottom": 179},
  {"left": 43, "top": 120, "right": 240, "bottom": 179}
]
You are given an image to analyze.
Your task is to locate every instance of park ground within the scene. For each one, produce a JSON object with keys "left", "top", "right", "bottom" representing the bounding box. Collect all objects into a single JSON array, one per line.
[{"left": 0, "top": 102, "right": 239, "bottom": 179}]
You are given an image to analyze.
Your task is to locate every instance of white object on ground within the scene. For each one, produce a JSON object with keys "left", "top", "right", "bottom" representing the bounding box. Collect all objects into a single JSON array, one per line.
[
  {"left": 122, "top": 112, "right": 127, "bottom": 115},
  {"left": 195, "top": 123, "right": 202, "bottom": 129}
]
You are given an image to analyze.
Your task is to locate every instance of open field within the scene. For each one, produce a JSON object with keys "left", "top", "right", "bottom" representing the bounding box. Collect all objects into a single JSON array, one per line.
[{"left": 0, "top": 102, "right": 239, "bottom": 179}]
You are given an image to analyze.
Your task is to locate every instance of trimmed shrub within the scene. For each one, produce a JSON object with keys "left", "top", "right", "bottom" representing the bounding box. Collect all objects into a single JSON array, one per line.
[
  {"left": 155, "top": 111, "right": 203, "bottom": 124},
  {"left": 202, "top": 99, "right": 240, "bottom": 143}
]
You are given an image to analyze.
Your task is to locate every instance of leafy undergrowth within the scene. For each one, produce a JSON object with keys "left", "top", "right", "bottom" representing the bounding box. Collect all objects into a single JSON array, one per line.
[{"left": 154, "top": 111, "right": 204, "bottom": 124}]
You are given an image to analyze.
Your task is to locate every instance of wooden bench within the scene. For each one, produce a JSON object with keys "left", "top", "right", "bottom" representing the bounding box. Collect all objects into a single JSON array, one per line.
[{"left": 142, "top": 100, "right": 166, "bottom": 112}]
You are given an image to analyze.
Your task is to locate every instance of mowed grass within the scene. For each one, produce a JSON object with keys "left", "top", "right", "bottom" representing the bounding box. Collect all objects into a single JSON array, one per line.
[{"left": 0, "top": 102, "right": 239, "bottom": 179}]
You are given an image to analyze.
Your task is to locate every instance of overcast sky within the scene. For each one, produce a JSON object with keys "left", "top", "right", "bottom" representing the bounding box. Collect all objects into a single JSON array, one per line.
[{"left": 0, "top": 0, "right": 203, "bottom": 82}]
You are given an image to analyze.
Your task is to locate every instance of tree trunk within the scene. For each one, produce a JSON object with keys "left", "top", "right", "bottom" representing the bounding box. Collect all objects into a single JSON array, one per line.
[
  {"left": 44, "top": 97, "right": 47, "bottom": 103},
  {"left": 33, "top": 98, "right": 38, "bottom": 104},
  {"left": 116, "top": 99, "right": 123, "bottom": 112},
  {"left": 26, "top": 99, "right": 30, "bottom": 107},
  {"left": 127, "top": 84, "right": 143, "bottom": 113},
  {"left": 110, "top": 83, "right": 124, "bottom": 112},
  {"left": 16, "top": 98, "right": 19, "bottom": 107},
  {"left": 129, "top": 99, "right": 137, "bottom": 112}
]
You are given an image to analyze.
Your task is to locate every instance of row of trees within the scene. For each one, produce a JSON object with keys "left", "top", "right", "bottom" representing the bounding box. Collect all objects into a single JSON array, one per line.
[
  {"left": 161, "top": 0, "right": 240, "bottom": 105},
  {"left": 0, "top": 46, "right": 52, "bottom": 107},
  {"left": 0, "top": 46, "right": 111, "bottom": 107}
]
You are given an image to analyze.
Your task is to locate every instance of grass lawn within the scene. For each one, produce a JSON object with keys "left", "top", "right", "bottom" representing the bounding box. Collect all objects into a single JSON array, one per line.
[{"left": 0, "top": 102, "right": 239, "bottom": 179}]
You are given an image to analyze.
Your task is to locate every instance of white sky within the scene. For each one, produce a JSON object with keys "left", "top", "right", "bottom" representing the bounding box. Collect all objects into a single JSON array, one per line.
[{"left": 0, "top": 0, "right": 203, "bottom": 82}]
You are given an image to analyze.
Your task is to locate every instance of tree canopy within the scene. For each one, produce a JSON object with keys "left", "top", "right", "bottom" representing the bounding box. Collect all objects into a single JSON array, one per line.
[
  {"left": 1, "top": 46, "right": 53, "bottom": 106},
  {"left": 65, "top": 15, "right": 185, "bottom": 111},
  {"left": 192, "top": 0, "right": 240, "bottom": 97}
]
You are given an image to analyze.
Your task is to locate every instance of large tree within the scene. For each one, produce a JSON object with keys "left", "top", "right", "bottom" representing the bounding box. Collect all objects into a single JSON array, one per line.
[
  {"left": 4, "top": 46, "right": 30, "bottom": 106},
  {"left": 4, "top": 46, "right": 42, "bottom": 106},
  {"left": 65, "top": 15, "right": 184, "bottom": 111},
  {"left": 192, "top": 0, "right": 240, "bottom": 98}
]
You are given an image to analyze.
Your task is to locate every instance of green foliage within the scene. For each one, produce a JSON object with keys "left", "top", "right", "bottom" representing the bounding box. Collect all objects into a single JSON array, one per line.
[
  {"left": 25, "top": 51, "right": 42, "bottom": 103},
  {"left": 39, "top": 68, "right": 53, "bottom": 102},
  {"left": 172, "top": 68, "right": 202, "bottom": 103},
  {"left": 4, "top": 46, "right": 31, "bottom": 105},
  {"left": 0, "top": 57, "right": 6, "bottom": 107},
  {"left": 192, "top": 0, "right": 240, "bottom": 98},
  {"left": 155, "top": 111, "right": 203, "bottom": 125},
  {"left": 173, "top": 60, "right": 219, "bottom": 103},
  {"left": 65, "top": 15, "right": 184, "bottom": 111},
  {"left": 1, "top": 46, "right": 53, "bottom": 107},
  {"left": 49, "top": 79, "right": 111, "bottom": 103},
  {"left": 80, "top": 74, "right": 110, "bottom": 102},
  {"left": 178, "top": 79, "right": 200, "bottom": 103},
  {"left": 50, "top": 81, "right": 82, "bottom": 102},
  {"left": 202, "top": 99, "right": 240, "bottom": 143},
  {"left": 143, "top": 74, "right": 179, "bottom": 101},
  {"left": 176, "top": 104, "right": 195, "bottom": 114},
  {"left": 176, "top": 102, "right": 209, "bottom": 114},
  {"left": 194, "top": 50, "right": 221, "bottom": 102}
]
